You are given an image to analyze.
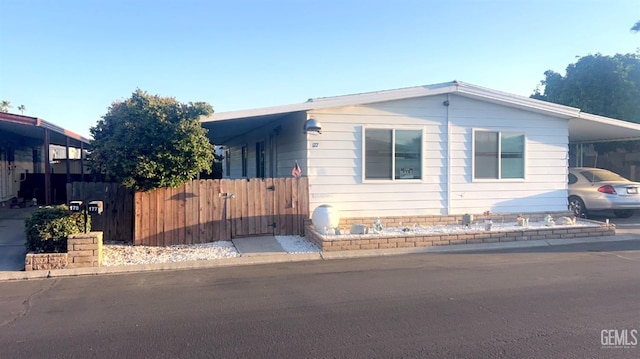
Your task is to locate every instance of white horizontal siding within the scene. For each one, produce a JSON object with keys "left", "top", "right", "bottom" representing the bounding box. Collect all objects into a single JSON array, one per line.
[
  {"left": 307, "top": 96, "right": 449, "bottom": 217},
  {"left": 306, "top": 94, "right": 572, "bottom": 217},
  {"left": 447, "top": 95, "right": 569, "bottom": 214}
]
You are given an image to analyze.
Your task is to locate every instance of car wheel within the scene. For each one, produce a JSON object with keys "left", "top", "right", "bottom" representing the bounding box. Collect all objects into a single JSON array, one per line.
[
  {"left": 613, "top": 209, "right": 634, "bottom": 218},
  {"left": 568, "top": 196, "right": 587, "bottom": 218}
]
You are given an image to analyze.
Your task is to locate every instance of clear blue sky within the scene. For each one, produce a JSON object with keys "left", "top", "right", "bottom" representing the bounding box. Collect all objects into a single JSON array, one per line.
[{"left": 1, "top": 0, "right": 638, "bottom": 139}]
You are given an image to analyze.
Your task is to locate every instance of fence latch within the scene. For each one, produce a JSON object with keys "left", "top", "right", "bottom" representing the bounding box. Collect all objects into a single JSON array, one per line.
[
  {"left": 268, "top": 222, "right": 276, "bottom": 228},
  {"left": 267, "top": 185, "right": 275, "bottom": 191}
]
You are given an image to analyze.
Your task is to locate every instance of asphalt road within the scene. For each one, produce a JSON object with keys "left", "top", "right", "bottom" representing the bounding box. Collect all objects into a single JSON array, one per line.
[{"left": 1, "top": 240, "right": 640, "bottom": 358}]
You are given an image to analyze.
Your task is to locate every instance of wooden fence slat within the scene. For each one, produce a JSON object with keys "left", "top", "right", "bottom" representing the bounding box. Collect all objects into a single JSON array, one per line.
[
  {"left": 207, "top": 179, "right": 215, "bottom": 242},
  {"left": 140, "top": 191, "right": 150, "bottom": 245},
  {"left": 149, "top": 190, "right": 157, "bottom": 246},
  {"left": 249, "top": 179, "right": 256, "bottom": 235},
  {"left": 175, "top": 183, "right": 184, "bottom": 245},
  {"left": 266, "top": 177, "right": 275, "bottom": 235},
  {"left": 156, "top": 187, "right": 165, "bottom": 246},
  {"left": 164, "top": 188, "right": 178, "bottom": 246},
  {"left": 258, "top": 179, "right": 266, "bottom": 234},
  {"left": 291, "top": 178, "right": 299, "bottom": 235},
  {"left": 222, "top": 179, "right": 232, "bottom": 240}
]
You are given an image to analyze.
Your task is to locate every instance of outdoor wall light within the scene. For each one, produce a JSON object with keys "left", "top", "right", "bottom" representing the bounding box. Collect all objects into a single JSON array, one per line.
[{"left": 303, "top": 118, "right": 322, "bottom": 135}]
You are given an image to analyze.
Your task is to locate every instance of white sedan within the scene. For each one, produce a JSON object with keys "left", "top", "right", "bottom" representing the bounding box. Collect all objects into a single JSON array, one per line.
[{"left": 568, "top": 167, "right": 640, "bottom": 218}]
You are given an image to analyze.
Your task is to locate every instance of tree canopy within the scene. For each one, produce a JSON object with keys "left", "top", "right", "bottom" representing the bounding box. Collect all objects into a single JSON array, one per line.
[
  {"left": 632, "top": 20, "right": 640, "bottom": 32},
  {"left": 531, "top": 53, "right": 640, "bottom": 124},
  {"left": 90, "top": 89, "right": 216, "bottom": 191}
]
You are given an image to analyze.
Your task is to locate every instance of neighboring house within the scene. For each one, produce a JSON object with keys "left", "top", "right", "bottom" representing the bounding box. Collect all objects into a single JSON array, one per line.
[
  {"left": 0, "top": 112, "right": 91, "bottom": 205},
  {"left": 201, "top": 81, "right": 640, "bottom": 218}
]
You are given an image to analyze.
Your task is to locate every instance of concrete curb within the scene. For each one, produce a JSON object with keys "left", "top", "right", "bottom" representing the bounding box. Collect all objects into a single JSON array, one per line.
[
  {"left": 320, "top": 234, "right": 638, "bottom": 259},
  {"left": 0, "top": 253, "right": 323, "bottom": 281},
  {"left": 1, "top": 235, "right": 637, "bottom": 282}
]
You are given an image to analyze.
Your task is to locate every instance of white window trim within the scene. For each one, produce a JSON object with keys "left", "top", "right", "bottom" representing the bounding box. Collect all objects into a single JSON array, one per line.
[
  {"left": 472, "top": 129, "right": 526, "bottom": 182},
  {"left": 362, "top": 126, "right": 424, "bottom": 183}
]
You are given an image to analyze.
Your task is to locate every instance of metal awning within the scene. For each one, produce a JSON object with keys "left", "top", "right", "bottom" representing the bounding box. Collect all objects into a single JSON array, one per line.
[
  {"left": 569, "top": 113, "right": 640, "bottom": 144},
  {"left": 0, "top": 112, "right": 91, "bottom": 147}
]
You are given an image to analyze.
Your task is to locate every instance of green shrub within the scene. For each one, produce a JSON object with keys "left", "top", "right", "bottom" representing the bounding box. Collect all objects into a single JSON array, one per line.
[{"left": 24, "top": 205, "right": 91, "bottom": 253}]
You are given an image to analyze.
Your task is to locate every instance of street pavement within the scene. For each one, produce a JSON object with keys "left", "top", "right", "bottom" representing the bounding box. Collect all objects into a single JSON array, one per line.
[{"left": 1, "top": 239, "right": 639, "bottom": 358}]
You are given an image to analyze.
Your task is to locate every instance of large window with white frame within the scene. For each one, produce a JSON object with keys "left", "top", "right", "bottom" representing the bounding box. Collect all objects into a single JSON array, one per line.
[
  {"left": 364, "top": 128, "right": 422, "bottom": 181},
  {"left": 473, "top": 130, "right": 525, "bottom": 179}
]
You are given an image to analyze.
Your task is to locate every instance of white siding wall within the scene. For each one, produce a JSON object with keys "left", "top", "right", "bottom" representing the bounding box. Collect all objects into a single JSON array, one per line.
[
  {"left": 307, "top": 95, "right": 449, "bottom": 218},
  {"left": 224, "top": 113, "right": 307, "bottom": 179},
  {"left": 307, "top": 94, "right": 569, "bottom": 218},
  {"left": 447, "top": 95, "right": 568, "bottom": 214}
]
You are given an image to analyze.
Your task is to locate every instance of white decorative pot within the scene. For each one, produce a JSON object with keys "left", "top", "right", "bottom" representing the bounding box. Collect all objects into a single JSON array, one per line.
[{"left": 312, "top": 205, "right": 340, "bottom": 235}]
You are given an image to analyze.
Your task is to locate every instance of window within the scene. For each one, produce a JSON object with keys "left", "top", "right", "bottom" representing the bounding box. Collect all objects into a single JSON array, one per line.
[
  {"left": 473, "top": 131, "right": 524, "bottom": 179},
  {"left": 364, "top": 128, "right": 422, "bottom": 180},
  {"left": 241, "top": 145, "right": 248, "bottom": 177},
  {"left": 256, "top": 141, "right": 265, "bottom": 178}
]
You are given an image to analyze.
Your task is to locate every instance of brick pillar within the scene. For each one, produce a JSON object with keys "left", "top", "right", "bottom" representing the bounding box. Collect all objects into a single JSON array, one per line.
[{"left": 67, "top": 232, "right": 103, "bottom": 268}]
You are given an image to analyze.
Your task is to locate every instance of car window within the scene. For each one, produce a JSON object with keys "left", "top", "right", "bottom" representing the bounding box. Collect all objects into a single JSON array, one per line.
[
  {"left": 568, "top": 173, "right": 578, "bottom": 184},
  {"left": 579, "top": 169, "right": 629, "bottom": 183}
]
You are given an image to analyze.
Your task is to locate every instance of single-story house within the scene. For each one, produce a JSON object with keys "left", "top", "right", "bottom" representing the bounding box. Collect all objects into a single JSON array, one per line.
[
  {"left": 0, "top": 112, "right": 91, "bottom": 206},
  {"left": 200, "top": 81, "right": 640, "bottom": 219}
]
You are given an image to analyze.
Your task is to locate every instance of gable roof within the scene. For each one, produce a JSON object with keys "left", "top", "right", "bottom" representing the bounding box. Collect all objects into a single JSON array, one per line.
[{"left": 201, "top": 81, "right": 640, "bottom": 144}]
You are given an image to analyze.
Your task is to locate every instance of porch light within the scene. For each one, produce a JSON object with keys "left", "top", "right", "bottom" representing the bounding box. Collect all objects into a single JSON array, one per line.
[{"left": 304, "top": 118, "right": 322, "bottom": 135}]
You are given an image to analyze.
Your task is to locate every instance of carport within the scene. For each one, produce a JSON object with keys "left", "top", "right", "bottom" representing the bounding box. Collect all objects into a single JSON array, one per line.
[
  {"left": 569, "top": 113, "right": 640, "bottom": 173},
  {"left": 0, "top": 112, "right": 91, "bottom": 205}
]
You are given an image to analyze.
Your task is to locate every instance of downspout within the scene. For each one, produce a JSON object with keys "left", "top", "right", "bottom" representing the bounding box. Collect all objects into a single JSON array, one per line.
[{"left": 446, "top": 93, "right": 452, "bottom": 215}]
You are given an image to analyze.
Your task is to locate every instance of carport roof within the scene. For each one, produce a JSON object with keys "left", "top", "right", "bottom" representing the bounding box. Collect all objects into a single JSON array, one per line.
[
  {"left": 0, "top": 112, "right": 91, "bottom": 147},
  {"left": 201, "top": 81, "right": 640, "bottom": 145}
]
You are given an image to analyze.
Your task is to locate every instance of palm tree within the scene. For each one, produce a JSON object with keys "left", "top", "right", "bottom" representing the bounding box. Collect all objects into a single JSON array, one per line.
[
  {"left": 0, "top": 100, "right": 10, "bottom": 112},
  {"left": 17, "top": 104, "right": 26, "bottom": 114}
]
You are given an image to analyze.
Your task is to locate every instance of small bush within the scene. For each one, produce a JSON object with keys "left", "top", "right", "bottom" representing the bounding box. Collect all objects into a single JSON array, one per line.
[{"left": 25, "top": 205, "right": 91, "bottom": 253}]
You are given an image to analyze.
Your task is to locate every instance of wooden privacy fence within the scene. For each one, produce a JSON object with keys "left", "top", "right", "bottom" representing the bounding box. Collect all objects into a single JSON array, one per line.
[
  {"left": 134, "top": 178, "right": 309, "bottom": 246},
  {"left": 66, "top": 182, "right": 135, "bottom": 242}
]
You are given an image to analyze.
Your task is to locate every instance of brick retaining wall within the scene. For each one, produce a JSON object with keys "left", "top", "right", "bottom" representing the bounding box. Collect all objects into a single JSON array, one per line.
[
  {"left": 304, "top": 213, "right": 615, "bottom": 252},
  {"left": 25, "top": 232, "right": 103, "bottom": 271}
]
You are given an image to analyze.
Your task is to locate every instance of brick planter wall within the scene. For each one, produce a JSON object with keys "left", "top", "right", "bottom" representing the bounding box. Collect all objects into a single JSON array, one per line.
[
  {"left": 25, "top": 253, "right": 68, "bottom": 271},
  {"left": 25, "top": 232, "right": 103, "bottom": 271},
  {"left": 304, "top": 213, "right": 616, "bottom": 252}
]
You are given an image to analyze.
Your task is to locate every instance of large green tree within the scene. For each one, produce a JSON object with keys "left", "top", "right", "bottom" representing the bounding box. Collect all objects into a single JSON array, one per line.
[
  {"left": 90, "top": 89, "right": 216, "bottom": 191},
  {"left": 532, "top": 53, "right": 640, "bottom": 124}
]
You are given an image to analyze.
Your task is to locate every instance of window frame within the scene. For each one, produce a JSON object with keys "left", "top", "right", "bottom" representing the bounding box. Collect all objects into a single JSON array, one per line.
[
  {"left": 362, "top": 126, "right": 424, "bottom": 183},
  {"left": 255, "top": 140, "right": 266, "bottom": 179},
  {"left": 241, "top": 145, "right": 248, "bottom": 178},
  {"left": 472, "top": 129, "right": 526, "bottom": 181}
]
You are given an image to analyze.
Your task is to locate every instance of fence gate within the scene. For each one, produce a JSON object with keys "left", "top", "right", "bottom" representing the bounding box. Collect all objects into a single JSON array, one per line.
[
  {"left": 66, "top": 182, "right": 134, "bottom": 243},
  {"left": 134, "top": 178, "right": 309, "bottom": 246}
]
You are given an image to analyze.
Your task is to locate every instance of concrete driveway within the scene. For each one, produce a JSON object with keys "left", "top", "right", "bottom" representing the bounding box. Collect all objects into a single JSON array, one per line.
[
  {"left": 0, "top": 207, "right": 36, "bottom": 271},
  {"left": 587, "top": 211, "right": 640, "bottom": 236}
]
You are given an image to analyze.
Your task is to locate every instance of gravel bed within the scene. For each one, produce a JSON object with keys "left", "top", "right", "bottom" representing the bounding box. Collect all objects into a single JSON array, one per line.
[{"left": 102, "top": 235, "right": 320, "bottom": 267}]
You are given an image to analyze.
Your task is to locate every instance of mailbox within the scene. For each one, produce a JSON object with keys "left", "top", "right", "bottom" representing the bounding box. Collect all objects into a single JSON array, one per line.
[
  {"left": 88, "top": 201, "right": 103, "bottom": 215},
  {"left": 69, "top": 201, "right": 83, "bottom": 212}
]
